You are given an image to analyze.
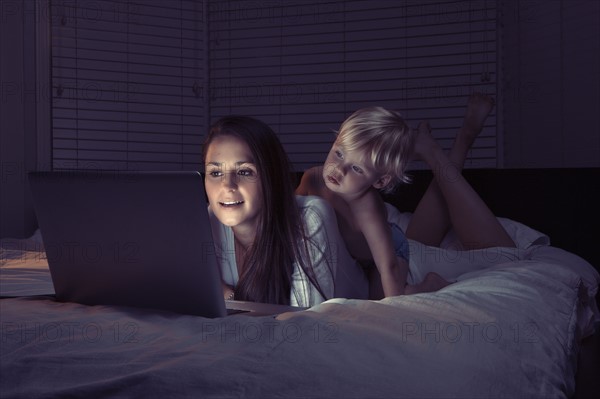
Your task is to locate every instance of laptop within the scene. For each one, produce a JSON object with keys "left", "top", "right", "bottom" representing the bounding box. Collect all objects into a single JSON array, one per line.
[{"left": 28, "top": 171, "right": 305, "bottom": 318}]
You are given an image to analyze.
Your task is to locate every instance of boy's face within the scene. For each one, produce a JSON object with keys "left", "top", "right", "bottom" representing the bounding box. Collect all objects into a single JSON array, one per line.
[{"left": 322, "top": 140, "right": 390, "bottom": 197}]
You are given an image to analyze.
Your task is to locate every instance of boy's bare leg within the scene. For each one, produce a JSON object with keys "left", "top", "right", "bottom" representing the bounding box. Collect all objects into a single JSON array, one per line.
[
  {"left": 404, "top": 272, "right": 452, "bottom": 295},
  {"left": 406, "top": 93, "right": 495, "bottom": 247},
  {"left": 369, "top": 267, "right": 451, "bottom": 298},
  {"left": 412, "top": 120, "right": 515, "bottom": 250}
]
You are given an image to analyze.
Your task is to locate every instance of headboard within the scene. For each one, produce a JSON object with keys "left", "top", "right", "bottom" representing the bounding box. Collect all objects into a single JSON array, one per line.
[
  {"left": 295, "top": 167, "right": 599, "bottom": 271},
  {"left": 380, "top": 168, "right": 600, "bottom": 272}
]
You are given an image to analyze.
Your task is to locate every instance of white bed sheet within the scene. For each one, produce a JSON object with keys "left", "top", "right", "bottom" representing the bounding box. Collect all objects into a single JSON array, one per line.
[{"left": 1, "top": 221, "right": 599, "bottom": 398}]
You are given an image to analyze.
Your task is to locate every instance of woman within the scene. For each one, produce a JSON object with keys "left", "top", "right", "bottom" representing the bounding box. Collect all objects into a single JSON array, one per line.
[{"left": 203, "top": 116, "right": 367, "bottom": 307}]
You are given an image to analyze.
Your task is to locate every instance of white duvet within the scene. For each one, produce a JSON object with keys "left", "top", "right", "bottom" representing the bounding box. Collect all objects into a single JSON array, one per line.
[{"left": 1, "top": 218, "right": 599, "bottom": 398}]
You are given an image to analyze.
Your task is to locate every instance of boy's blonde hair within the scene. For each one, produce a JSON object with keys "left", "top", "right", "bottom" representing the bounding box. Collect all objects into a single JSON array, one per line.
[{"left": 336, "top": 106, "right": 415, "bottom": 192}]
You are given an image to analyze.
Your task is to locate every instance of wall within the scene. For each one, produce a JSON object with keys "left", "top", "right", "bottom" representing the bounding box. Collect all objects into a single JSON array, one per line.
[
  {"left": 500, "top": 0, "right": 600, "bottom": 167},
  {"left": 0, "top": 0, "right": 51, "bottom": 239},
  {"left": 1, "top": 0, "right": 599, "bottom": 239}
]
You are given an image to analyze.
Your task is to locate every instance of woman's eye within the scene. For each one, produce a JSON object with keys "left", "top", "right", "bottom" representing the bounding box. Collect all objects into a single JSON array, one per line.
[
  {"left": 335, "top": 150, "right": 343, "bottom": 159},
  {"left": 208, "top": 170, "right": 222, "bottom": 178},
  {"left": 238, "top": 169, "right": 254, "bottom": 177}
]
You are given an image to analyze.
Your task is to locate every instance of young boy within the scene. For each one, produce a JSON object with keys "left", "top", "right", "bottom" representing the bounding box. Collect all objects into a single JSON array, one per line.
[{"left": 296, "top": 94, "right": 514, "bottom": 298}]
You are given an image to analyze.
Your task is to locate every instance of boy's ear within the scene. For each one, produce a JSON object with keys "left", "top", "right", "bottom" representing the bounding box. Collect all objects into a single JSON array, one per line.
[{"left": 372, "top": 174, "right": 392, "bottom": 189}]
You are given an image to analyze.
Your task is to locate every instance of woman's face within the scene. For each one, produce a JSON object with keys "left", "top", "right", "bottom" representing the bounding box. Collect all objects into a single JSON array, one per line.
[{"left": 204, "top": 135, "right": 263, "bottom": 235}]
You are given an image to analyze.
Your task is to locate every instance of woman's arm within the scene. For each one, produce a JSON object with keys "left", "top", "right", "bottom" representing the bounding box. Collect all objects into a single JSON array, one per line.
[
  {"left": 292, "top": 195, "right": 369, "bottom": 306},
  {"left": 292, "top": 197, "right": 336, "bottom": 307},
  {"left": 222, "top": 283, "right": 235, "bottom": 300}
]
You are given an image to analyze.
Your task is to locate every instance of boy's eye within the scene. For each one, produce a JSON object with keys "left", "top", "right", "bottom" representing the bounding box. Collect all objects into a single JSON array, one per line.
[
  {"left": 335, "top": 150, "right": 343, "bottom": 159},
  {"left": 352, "top": 165, "right": 364, "bottom": 174}
]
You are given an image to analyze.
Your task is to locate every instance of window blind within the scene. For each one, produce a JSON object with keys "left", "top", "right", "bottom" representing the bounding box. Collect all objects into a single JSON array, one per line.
[
  {"left": 51, "top": 0, "right": 207, "bottom": 171},
  {"left": 208, "top": 0, "right": 498, "bottom": 171}
]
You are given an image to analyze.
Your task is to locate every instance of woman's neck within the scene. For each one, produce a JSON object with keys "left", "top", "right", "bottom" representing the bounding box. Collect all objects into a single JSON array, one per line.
[
  {"left": 232, "top": 224, "right": 256, "bottom": 250},
  {"left": 233, "top": 226, "right": 256, "bottom": 276}
]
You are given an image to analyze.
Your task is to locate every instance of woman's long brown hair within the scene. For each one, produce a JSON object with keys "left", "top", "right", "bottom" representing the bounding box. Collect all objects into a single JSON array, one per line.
[{"left": 203, "top": 116, "right": 328, "bottom": 305}]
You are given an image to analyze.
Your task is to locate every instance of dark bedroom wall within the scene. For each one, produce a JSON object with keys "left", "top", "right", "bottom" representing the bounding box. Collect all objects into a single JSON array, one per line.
[
  {"left": 0, "top": 0, "right": 50, "bottom": 239},
  {"left": 1, "top": 0, "right": 599, "bottom": 239},
  {"left": 500, "top": 0, "right": 600, "bottom": 168}
]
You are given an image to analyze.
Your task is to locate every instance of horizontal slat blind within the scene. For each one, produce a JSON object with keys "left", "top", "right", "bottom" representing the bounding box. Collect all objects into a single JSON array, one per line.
[
  {"left": 51, "top": 0, "right": 206, "bottom": 171},
  {"left": 208, "top": 0, "right": 497, "bottom": 170}
]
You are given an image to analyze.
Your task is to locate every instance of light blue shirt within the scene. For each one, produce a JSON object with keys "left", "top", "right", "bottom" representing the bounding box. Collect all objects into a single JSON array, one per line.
[{"left": 208, "top": 195, "right": 368, "bottom": 307}]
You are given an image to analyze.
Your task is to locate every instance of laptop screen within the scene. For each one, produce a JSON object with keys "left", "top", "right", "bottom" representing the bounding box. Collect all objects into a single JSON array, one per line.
[{"left": 29, "top": 171, "right": 226, "bottom": 317}]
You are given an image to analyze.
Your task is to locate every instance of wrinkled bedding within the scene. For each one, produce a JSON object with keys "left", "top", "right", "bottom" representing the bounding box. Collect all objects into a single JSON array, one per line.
[{"left": 1, "top": 220, "right": 598, "bottom": 398}]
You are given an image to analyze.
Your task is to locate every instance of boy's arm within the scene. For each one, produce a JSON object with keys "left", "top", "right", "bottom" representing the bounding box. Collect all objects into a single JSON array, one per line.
[
  {"left": 296, "top": 167, "right": 321, "bottom": 196},
  {"left": 352, "top": 192, "right": 408, "bottom": 297}
]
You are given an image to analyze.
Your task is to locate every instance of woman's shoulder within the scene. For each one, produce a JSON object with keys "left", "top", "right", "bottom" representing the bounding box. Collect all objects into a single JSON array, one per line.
[
  {"left": 295, "top": 194, "right": 333, "bottom": 215},
  {"left": 295, "top": 195, "right": 339, "bottom": 237}
]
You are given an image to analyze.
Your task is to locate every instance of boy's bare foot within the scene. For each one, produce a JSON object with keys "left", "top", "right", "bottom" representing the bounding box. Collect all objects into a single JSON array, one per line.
[
  {"left": 460, "top": 93, "right": 495, "bottom": 145},
  {"left": 412, "top": 120, "right": 442, "bottom": 163}
]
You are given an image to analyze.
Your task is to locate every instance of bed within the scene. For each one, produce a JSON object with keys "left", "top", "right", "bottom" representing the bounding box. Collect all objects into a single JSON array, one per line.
[{"left": 1, "top": 204, "right": 599, "bottom": 398}]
